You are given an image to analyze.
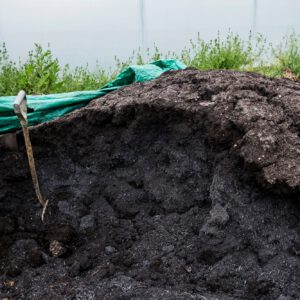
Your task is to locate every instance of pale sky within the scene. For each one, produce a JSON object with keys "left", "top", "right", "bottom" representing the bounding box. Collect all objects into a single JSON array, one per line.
[{"left": 0, "top": 0, "right": 299, "bottom": 68}]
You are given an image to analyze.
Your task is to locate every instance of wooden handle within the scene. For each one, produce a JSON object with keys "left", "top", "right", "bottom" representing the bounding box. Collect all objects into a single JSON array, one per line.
[{"left": 14, "top": 90, "right": 48, "bottom": 221}]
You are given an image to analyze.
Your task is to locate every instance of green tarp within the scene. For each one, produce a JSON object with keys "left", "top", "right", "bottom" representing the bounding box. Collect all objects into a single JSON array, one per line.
[{"left": 0, "top": 59, "right": 186, "bottom": 134}]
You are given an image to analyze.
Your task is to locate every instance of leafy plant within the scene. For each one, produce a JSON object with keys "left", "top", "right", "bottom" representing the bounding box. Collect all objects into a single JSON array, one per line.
[
  {"left": 59, "top": 63, "right": 112, "bottom": 92},
  {"left": 273, "top": 33, "right": 300, "bottom": 78},
  {"left": 180, "top": 31, "right": 263, "bottom": 70},
  {"left": 18, "top": 44, "right": 61, "bottom": 94},
  {"left": 0, "top": 43, "right": 20, "bottom": 95}
]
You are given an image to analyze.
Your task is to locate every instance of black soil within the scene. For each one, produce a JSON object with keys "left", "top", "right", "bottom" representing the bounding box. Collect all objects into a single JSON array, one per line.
[{"left": 0, "top": 69, "right": 299, "bottom": 300}]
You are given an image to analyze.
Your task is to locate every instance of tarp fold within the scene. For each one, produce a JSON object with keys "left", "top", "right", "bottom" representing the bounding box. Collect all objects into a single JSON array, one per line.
[{"left": 0, "top": 59, "right": 186, "bottom": 133}]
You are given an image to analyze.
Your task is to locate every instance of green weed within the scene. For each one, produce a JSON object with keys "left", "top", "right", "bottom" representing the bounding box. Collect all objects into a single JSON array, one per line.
[
  {"left": 179, "top": 31, "right": 264, "bottom": 70},
  {"left": 1, "top": 32, "right": 300, "bottom": 96},
  {"left": 272, "top": 33, "right": 300, "bottom": 78},
  {"left": 18, "top": 44, "right": 61, "bottom": 94},
  {"left": 0, "top": 43, "right": 20, "bottom": 95}
]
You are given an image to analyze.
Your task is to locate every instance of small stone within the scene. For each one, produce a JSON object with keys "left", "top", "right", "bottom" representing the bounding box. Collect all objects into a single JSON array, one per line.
[
  {"left": 79, "top": 214, "right": 96, "bottom": 232},
  {"left": 162, "top": 244, "right": 175, "bottom": 253},
  {"left": 49, "top": 240, "right": 67, "bottom": 258},
  {"left": 105, "top": 246, "right": 116, "bottom": 254},
  {"left": 3, "top": 280, "right": 15, "bottom": 288}
]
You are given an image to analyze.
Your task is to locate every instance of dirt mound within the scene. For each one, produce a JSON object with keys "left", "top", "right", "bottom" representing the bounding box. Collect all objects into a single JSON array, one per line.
[{"left": 0, "top": 69, "right": 299, "bottom": 300}]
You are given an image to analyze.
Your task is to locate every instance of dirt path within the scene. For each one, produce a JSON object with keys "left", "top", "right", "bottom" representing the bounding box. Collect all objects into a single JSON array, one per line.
[{"left": 0, "top": 70, "right": 299, "bottom": 299}]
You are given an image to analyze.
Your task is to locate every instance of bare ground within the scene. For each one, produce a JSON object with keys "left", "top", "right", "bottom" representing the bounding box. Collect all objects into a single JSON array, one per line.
[{"left": 0, "top": 69, "right": 299, "bottom": 300}]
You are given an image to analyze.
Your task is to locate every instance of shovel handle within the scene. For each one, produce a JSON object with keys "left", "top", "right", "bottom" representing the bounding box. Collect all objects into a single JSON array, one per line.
[{"left": 13, "top": 91, "right": 48, "bottom": 221}]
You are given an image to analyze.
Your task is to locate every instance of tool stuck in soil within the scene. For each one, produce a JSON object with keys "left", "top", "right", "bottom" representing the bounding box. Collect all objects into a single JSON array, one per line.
[{"left": 13, "top": 90, "right": 48, "bottom": 221}]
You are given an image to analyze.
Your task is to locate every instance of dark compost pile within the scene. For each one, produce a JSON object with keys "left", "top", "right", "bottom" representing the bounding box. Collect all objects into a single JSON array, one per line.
[{"left": 0, "top": 69, "right": 299, "bottom": 300}]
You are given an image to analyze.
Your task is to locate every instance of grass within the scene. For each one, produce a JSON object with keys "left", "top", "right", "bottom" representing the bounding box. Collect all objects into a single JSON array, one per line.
[{"left": 0, "top": 32, "right": 300, "bottom": 96}]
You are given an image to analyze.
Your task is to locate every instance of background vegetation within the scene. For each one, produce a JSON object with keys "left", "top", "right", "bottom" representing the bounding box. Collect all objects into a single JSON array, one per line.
[{"left": 1, "top": 32, "right": 300, "bottom": 96}]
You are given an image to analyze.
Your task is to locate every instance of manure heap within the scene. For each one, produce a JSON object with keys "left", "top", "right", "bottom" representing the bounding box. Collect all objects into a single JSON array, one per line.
[{"left": 0, "top": 69, "right": 299, "bottom": 300}]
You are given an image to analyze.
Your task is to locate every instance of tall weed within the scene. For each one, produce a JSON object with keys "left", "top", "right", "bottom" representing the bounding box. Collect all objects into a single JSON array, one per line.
[
  {"left": 273, "top": 33, "right": 300, "bottom": 78},
  {"left": 179, "top": 32, "right": 264, "bottom": 70},
  {"left": 1, "top": 33, "right": 300, "bottom": 96}
]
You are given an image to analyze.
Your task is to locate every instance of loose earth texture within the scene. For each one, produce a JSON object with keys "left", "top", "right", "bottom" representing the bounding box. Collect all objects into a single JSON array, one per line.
[{"left": 0, "top": 69, "right": 299, "bottom": 300}]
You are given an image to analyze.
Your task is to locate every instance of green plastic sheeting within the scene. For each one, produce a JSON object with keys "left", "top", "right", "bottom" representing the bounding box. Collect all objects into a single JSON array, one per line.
[{"left": 0, "top": 59, "right": 186, "bottom": 134}]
